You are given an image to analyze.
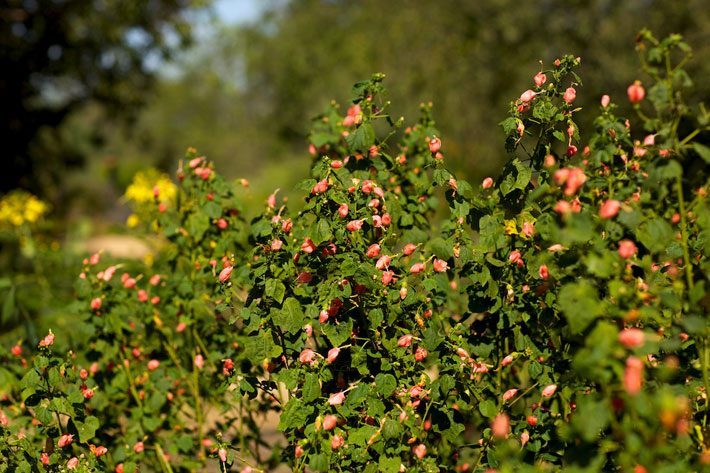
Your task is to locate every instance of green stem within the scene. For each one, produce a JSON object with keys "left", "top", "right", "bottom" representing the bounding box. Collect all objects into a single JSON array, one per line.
[
  {"left": 192, "top": 364, "right": 205, "bottom": 460},
  {"left": 702, "top": 338, "right": 709, "bottom": 427},
  {"left": 121, "top": 355, "right": 144, "bottom": 410},
  {"left": 675, "top": 177, "right": 694, "bottom": 291},
  {"left": 678, "top": 128, "right": 701, "bottom": 148},
  {"left": 155, "top": 443, "right": 174, "bottom": 473}
]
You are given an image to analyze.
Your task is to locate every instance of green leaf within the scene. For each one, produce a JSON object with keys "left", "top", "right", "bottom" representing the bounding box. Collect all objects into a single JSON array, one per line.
[
  {"left": 374, "top": 373, "right": 397, "bottom": 397},
  {"left": 278, "top": 398, "right": 314, "bottom": 431},
  {"left": 692, "top": 143, "right": 710, "bottom": 164},
  {"left": 265, "top": 279, "right": 286, "bottom": 304},
  {"left": 378, "top": 456, "right": 402, "bottom": 473},
  {"left": 478, "top": 400, "right": 497, "bottom": 418},
  {"left": 185, "top": 212, "right": 209, "bottom": 240},
  {"left": 203, "top": 201, "right": 222, "bottom": 219},
  {"left": 302, "top": 373, "right": 321, "bottom": 403},
  {"left": 313, "top": 219, "right": 332, "bottom": 244},
  {"left": 558, "top": 281, "right": 604, "bottom": 334},
  {"left": 345, "top": 123, "right": 375, "bottom": 150},
  {"left": 382, "top": 418, "right": 402, "bottom": 440},
  {"left": 636, "top": 218, "right": 673, "bottom": 253},
  {"left": 272, "top": 297, "right": 304, "bottom": 334},
  {"left": 322, "top": 318, "right": 353, "bottom": 347},
  {"left": 241, "top": 332, "right": 283, "bottom": 361},
  {"left": 75, "top": 416, "right": 100, "bottom": 443},
  {"left": 571, "top": 397, "right": 610, "bottom": 442},
  {"left": 309, "top": 453, "right": 330, "bottom": 472}
]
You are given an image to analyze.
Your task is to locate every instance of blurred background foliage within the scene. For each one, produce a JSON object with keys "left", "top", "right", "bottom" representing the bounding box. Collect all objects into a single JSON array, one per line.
[
  {"left": 4, "top": 0, "right": 710, "bottom": 222},
  {"left": 1, "top": 0, "right": 709, "bottom": 339}
]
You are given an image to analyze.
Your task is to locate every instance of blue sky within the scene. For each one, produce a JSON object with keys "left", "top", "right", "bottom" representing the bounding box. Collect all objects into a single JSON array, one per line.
[{"left": 213, "top": 0, "right": 266, "bottom": 24}]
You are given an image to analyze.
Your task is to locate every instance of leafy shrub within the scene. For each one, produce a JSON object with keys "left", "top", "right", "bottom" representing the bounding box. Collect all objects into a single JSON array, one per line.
[{"left": 1, "top": 30, "right": 708, "bottom": 472}]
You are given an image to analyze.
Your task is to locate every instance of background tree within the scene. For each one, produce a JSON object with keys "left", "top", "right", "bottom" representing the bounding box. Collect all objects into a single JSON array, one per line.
[{"left": 0, "top": 0, "right": 210, "bottom": 202}]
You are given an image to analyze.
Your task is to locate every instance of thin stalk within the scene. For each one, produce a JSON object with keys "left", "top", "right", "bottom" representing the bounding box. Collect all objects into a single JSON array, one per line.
[
  {"left": 155, "top": 443, "right": 174, "bottom": 473},
  {"left": 192, "top": 365, "right": 205, "bottom": 460},
  {"left": 675, "top": 177, "right": 694, "bottom": 291}
]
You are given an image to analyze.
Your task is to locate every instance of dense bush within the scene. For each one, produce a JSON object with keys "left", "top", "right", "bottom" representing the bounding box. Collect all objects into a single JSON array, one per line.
[{"left": 1, "top": 31, "right": 708, "bottom": 472}]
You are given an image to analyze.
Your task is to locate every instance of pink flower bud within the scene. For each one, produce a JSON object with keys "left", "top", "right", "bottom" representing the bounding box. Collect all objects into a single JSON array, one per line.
[
  {"left": 413, "top": 443, "right": 427, "bottom": 459},
  {"left": 271, "top": 239, "right": 283, "bottom": 251},
  {"left": 433, "top": 259, "right": 449, "bottom": 272},
  {"left": 218, "top": 448, "right": 227, "bottom": 462},
  {"left": 538, "top": 265, "right": 549, "bottom": 280},
  {"left": 338, "top": 203, "right": 349, "bottom": 218},
  {"left": 563, "top": 87, "right": 576, "bottom": 104},
  {"left": 331, "top": 434, "right": 344, "bottom": 450},
  {"left": 331, "top": 160, "right": 343, "bottom": 169},
  {"left": 618, "top": 240, "right": 637, "bottom": 259},
  {"left": 147, "top": 359, "right": 160, "bottom": 371},
  {"left": 346, "top": 220, "right": 363, "bottom": 232},
  {"left": 381, "top": 270, "right": 395, "bottom": 286},
  {"left": 282, "top": 218, "right": 293, "bottom": 233},
  {"left": 508, "top": 250, "right": 524, "bottom": 267},
  {"left": 219, "top": 265, "right": 233, "bottom": 283},
  {"left": 492, "top": 414, "right": 510, "bottom": 438},
  {"left": 521, "top": 431, "right": 530, "bottom": 446},
  {"left": 410, "top": 262, "right": 425, "bottom": 274},
  {"left": 361, "top": 180, "right": 375, "bottom": 194},
  {"left": 482, "top": 177, "right": 494, "bottom": 189},
  {"left": 601, "top": 94, "right": 611, "bottom": 108},
  {"left": 134, "top": 441, "right": 145, "bottom": 453},
  {"left": 618, "top": 328, "right": 645, "bottom": 348},
  {"left": 521, "top": 221, "right": 535, "bottom": 237},
  {"left": 91, "top": 297, "right": 102, "bottom": 311},
  {"left": 194, "top": 354, "right": 205, "bottom": 369},
  {"left": 455, "top": 347, "right": 470, "bottom": 360},
  {"left": 328, "top": 391, "right": 346, "bottom": 406},
  {"left": 624, "top": 356, "right": 644, "bottom": 395},
  {"left": 599, "top": 200, "right": 621, "bottom": 219},
  {"left": 541, "top": 384, "right": 557, "bottom": 398},
  {"left": 366, "top": 244, "right": 381, "bottom": 258},
  {"left": 403, "top": 243, "right": 417, "bottom": 255},
  {"left": 375, "top": 255, "right": 391, "bottom": 270},
  {"left": 39, "top": 331, "right": 55, "bottom": 348},
  {"left": 11, "top": 345, "right": 22, "bottom": 357},
  {"left": 398, "top": 334, "right": 413, "bottom": 347},
  {"left": 414, "top": 346, "right": 428, "bottom": 362},
  {"left": 327, "top": 347, "right": 340, "bottom": 363},
  {"left": 501, "top": 354, "right": 514, "bottom": 367},
  {"left": 311, "top": 178, "right": 329, "bottom": 195},
  {"left": 627, "top": 81, "right": 645, "bottom": 104},
  {"left": 323, "top": 414, "right": 338, "bottom": 430},
  {"left": 58, "top": 434, "right": 74, "bottom": 448},
  {"left": 301, "top": 238, "right": 316, "bottom": 254},
  {"left": 503, "top": 388, "right": 518, "bottom": 401},
  {"left": 429, "top": 137, "right": 441, "bottom": 153},
  {"left": 67, "top": 457, "right": 79, "bottom": 469},
  {"left": 520, "top": 89, "right": 537, "bottom": 103},
  {"left": 299, "top": 349, "right": 316, "bottom": 366},
  {"left": 534, "top": 72, "right": 547, "bottom": 87}
]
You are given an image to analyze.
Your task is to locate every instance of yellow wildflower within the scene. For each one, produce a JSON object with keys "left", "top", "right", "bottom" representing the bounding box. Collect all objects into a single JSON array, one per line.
[
  {"left": 125, "top": 169, "right": 177, "bottom": 205},
  {"left": 0, "top": 191, "right": 48, "bottom": 227}
]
